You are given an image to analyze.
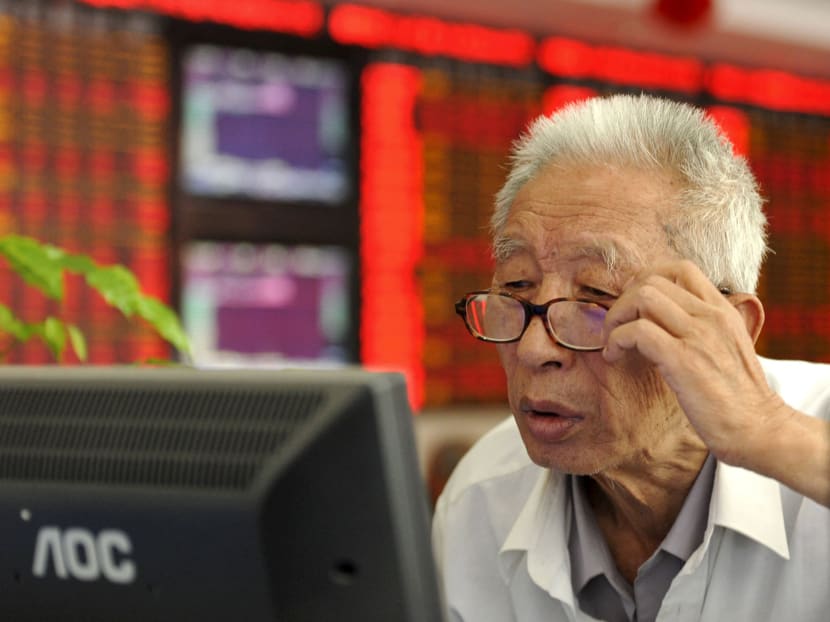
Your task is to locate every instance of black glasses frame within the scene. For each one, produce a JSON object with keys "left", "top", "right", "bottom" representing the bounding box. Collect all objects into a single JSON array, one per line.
[{"left": 454, "top": 290, "right": 612, "bottom": 352}]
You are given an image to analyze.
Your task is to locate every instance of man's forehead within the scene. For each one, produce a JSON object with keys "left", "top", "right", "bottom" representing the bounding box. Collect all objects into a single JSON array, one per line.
[{"left": 492, "top": 231, "right": 646, "bottom": 273}]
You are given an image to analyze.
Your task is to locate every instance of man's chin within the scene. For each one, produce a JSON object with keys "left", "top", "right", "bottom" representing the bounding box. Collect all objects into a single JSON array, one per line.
[{"left": 523, "top": 441, "right": 609, "bottom": 476}]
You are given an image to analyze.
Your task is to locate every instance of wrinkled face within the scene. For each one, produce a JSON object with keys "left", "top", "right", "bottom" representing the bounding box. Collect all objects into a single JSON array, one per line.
[{"left": 494, "top": 162, "right": 686, "bottom": 475}]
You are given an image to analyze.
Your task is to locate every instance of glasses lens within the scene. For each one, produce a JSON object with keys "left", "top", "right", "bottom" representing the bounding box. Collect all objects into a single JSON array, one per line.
[
  {"left": 466, "top": 294, "right": 525, "bottom": 341},
  {"left": 548, "top": 301, "right": 607, "bottom": 349}
]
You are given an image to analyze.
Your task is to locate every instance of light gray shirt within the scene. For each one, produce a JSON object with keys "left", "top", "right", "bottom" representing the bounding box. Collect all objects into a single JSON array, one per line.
[
  {"left": 568, "top": 454, "right": 716, "bottom": 622},
  {"left": 433, "top": 357, "right": 830, "bottom": 621}
]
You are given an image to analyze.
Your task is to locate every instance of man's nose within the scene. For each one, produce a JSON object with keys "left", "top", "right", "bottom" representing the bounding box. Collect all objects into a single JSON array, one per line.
[{"left": 514, "top": 313, "right": 573, "bottom": 369}]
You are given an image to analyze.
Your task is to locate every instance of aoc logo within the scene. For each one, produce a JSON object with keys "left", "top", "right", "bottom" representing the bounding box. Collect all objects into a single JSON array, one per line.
[{"left": 32, "top": 526, "right": 136, "bottom": 584}]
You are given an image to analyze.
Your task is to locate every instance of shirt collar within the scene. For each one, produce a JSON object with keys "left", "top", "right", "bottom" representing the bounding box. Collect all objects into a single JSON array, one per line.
[
  {"left": 498, "top": 468, "right": 576, "bottom": 607},
  {"left": 495, "top": 456, "right": 790, "bottom": 601},
  {"left": 567, "top": 453, "right": 716, "bottom": 594},
  {"left": 708, "top": 461, "right": 790, "bottom": 560},
  {"left": 568, "top": 474, "right": 613, "bottom": 593},
  {"left": 661, "top": 452, "right": 717, "bottom": 560}
]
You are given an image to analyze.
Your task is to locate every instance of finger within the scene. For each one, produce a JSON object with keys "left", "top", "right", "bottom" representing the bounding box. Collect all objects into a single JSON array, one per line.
[
  {"left": 602, "top": 317, "right": 676, "bottom": 365},
  {"left": 633, "top": 259, "right": 728, "bottom": 304},
  {"left": 603, "top": 294, "right": 750, "bottom": 367},
  {"left": 605, "top": 277, "right": 721, "bottom": 339}
]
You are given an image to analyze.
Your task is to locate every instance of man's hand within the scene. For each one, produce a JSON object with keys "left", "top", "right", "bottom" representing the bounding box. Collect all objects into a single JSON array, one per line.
[{"left": 601, "top": 259, "right": 830, "bottom": 507}]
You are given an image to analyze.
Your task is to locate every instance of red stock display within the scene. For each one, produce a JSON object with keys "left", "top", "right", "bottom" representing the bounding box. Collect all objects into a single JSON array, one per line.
[
  {"left": 0, "top": 5, "right": 171, "bottom": 364},
  {"left": 2, "top": 1, "right": 828, "bottom": 409}
]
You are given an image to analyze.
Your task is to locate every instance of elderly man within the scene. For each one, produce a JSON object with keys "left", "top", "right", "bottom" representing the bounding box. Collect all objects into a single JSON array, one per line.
[{"left": 433, "top": 94, "right": 830, "bottom": 622}]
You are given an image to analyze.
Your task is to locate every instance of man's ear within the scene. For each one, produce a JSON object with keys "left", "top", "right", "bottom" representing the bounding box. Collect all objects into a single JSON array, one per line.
[{"left": 731, "top": 294, "right": 765, "bottom": 344}]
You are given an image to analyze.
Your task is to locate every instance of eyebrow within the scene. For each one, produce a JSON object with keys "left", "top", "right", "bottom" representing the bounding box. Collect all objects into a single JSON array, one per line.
[
  {"left": 491, "top": 235, "right": 528, "bottom": 264},
  {"left": 491, "top": 233, "right": 645, "bottom": 276}
]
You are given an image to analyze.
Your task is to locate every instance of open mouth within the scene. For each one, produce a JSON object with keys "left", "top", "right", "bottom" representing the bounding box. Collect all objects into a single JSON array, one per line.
[
  {"left": 520, "top": 397, "right": 582, "bottom": 419},
  {"left": 528, "top": 408, "right": 565, "bottom": 417},
  {"left": 519, "top": 398, "right": 583, "bottom": 441}
]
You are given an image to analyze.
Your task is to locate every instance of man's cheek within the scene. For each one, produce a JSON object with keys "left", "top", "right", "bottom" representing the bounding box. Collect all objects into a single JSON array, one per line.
[{"left": 496, "top": 342, "right": 513, "bottom": 370}]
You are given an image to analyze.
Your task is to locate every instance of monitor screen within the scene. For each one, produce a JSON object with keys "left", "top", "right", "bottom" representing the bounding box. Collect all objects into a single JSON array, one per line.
[
  {"left": 181, "top": 241, "right": 353, "bottom": 367},
  {"left": 0, "top": 366, "right": 444, "bottom": 621},
  {"left": 179, "top": 44, "right": 351, "bottom": 204}
]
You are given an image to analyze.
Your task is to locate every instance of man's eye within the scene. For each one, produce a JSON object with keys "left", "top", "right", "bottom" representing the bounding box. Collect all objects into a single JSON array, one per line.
[
  {"left": 502, "top": 280, "right": 531, "bottom": 290},
  {"left": 582, "top": 286, "right": 615, "bottom": 299}
]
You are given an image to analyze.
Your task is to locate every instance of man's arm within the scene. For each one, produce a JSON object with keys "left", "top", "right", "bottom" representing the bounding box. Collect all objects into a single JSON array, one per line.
[
  {"left": 743, "top": 405, "right": 830, "bottom": 507},
  {"left": 602, "top": 259, "right": 830, "bottom": 507}
]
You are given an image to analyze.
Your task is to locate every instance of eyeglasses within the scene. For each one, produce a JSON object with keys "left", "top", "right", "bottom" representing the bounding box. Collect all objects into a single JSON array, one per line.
[{"left": 454, "top": 291, "right": 611, "bottom": 352}]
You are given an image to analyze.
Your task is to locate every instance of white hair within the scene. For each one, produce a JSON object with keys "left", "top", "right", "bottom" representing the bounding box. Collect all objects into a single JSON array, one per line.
[{"left": 492, "top": 94, "right": 768, "bottom": 293}]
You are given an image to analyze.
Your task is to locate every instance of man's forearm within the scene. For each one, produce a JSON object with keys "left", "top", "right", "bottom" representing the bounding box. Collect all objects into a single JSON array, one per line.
[{"left": 744, "top": 407, "right": 830, "bottom": 508}]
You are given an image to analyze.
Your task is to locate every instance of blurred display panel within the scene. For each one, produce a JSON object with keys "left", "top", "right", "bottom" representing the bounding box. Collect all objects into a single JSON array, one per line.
[
  {"left": 416, "top": 65, "right": 542, "bottom": 407},
  {"left": 181, "top": 241, "right": 352, "bottom": 368},
  {"left": 748, "top": 110, "right": 830, "bottom": 361},
  {"left": 180, "top": 44, "right": 350, "bottom": 204},
  {"left": 706, "top": 63, "right": 830, "bottom": 117},
  {"left": 359, "top": 62, "right": 425, "bottom": 408},
  {"left": 0, "top": 0, "right": 826, "bottom": 408},
  {"left": 0, "top": 1, "right": 171, "bottom": 363},
  {"left": 537, "top": 37, "right": 704, "bottom": 96},
  {"left": 363, "top": 49, "right": 830, "bottom": 408},
  {"left": 328, "top": 4, "right": 535, "bottom": 67},
  {"left": 413, "top": 44, "right": 830, "bottom": 407},
  {"left": 77, "top": 0, "right": 325, "bottom": 38}
]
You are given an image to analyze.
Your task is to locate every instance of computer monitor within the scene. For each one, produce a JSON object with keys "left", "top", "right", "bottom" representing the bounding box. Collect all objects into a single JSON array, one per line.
[{"left": 0, "top": 367, "right": 444, "bottom": 621}]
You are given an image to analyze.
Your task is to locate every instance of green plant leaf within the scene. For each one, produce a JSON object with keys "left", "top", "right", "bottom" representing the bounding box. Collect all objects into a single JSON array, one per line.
[
  {"left": 66, "top": 323, "right": 87, "bottom": 362},
  {"left": 86, "top": 265, "right": 191, "bottom": 356},
  {"left": 0, "top": 303, "right": 34, "bottom": 341},
  {"left": 85, "top": 265, "right": 142, "bottom": 316},
  {"left": 0, "top": 235, "right": 66, "bottom": 300},
  {"left": 135, "top": 296, "right": 191, "bottom": 355},
  {"left": 40, "top": 316, "right": 67, "bottom": 361},
  {"left": 0, "top": 234, "right": 192, "bottom": 362},
  {"left": 60, "top": 253, "right": 97, "bottom": 276}
]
